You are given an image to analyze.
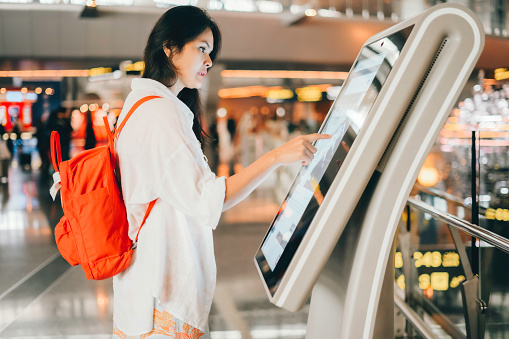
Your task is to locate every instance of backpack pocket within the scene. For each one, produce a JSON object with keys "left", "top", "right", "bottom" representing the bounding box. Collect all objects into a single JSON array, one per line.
[
  {"left": 55, "top": 216, "right": 80, "bottom": 266},
  {"left": 76, "top": 186, "right": 130, "bottom": 262}
]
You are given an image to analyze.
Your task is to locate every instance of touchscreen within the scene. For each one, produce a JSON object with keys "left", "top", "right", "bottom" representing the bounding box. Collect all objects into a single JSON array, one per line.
[{"left": 256, "top": 25, "right": 414, "bottom": 295}]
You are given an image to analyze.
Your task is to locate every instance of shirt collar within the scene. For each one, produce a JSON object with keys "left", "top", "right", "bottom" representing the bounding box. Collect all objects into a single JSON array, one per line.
[{"left": 131, "top": 78, "right": 194, "bottom": 122}]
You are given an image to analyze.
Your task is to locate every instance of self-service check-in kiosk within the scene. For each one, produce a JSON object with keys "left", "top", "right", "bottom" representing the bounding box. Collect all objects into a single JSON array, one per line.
[{"left": 254, "top": 4, "right": 484, "bottom": 338}]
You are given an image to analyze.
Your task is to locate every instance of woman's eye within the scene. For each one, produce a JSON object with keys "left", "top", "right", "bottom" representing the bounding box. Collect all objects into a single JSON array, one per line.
[{"left": 199, "top": 47, "right": 206, "bottom": 53}]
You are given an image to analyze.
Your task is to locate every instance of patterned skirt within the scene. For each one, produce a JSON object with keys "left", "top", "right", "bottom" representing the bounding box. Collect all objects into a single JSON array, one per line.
[{"left": 112, "top": 302, "right": 209, "bottom": 339}]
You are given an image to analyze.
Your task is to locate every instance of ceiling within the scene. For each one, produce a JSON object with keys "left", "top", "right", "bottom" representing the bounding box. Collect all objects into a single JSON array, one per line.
[{"left": 0, "top": 3, "right": 507, "bottom": 72}]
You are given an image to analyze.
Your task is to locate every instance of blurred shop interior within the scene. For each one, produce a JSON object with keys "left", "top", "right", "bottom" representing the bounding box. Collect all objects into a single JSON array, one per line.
[{"left": 1, "top": 0, "right": 509, "bottom": 338}]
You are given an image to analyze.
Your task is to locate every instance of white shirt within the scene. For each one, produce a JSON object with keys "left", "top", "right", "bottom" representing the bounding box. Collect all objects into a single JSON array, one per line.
[{"left": 113, "top": 78, "right": 226, "bottom": 335}]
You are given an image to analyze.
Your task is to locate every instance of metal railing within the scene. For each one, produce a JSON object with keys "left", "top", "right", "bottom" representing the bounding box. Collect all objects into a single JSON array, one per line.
[
  {"left": 396, "top": 189, "right": 509, "bottom": 338},
  {"left": 407, "top": 197, "right": 509, "bottom": 254}
]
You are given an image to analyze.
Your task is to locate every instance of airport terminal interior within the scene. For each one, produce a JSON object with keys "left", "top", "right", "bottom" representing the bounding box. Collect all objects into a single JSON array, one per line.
[{"left": 1, "top": 0, "right": 509, "bottom": 338}]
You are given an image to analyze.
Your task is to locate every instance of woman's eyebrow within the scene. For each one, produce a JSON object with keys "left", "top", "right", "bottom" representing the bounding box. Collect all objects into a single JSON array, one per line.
[{"left": 200, "top": 41, "right": 211, "bottom": 49}]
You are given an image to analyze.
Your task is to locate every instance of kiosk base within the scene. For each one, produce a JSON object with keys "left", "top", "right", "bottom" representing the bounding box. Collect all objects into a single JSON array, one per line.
[{"left": 306, "top": 175, "right": 395, "bottom": 339}]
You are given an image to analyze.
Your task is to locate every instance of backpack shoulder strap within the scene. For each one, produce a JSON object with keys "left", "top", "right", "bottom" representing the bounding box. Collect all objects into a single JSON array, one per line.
[
  {"left": 112, "top": 95, "right": 162, "bottom": 139},
  {"left": 103, "top": 95, "right": 161, "bottom": 170},
  {"left": 105, "top": 95, "right": 161, "bottom": 248}
]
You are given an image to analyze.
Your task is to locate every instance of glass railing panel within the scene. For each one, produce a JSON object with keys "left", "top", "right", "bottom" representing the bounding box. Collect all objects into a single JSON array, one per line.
[
  {"left": 478, "top": 130, "right": 509, "bottom": 338},
  {"left": 396, "top": 204, "right": 470, "bottom": 337},
  {"left": 479, "top": 241, "right": 509, "bottom": 337}
]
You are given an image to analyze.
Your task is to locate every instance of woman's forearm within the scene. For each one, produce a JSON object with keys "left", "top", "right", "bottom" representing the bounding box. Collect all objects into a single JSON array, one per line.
[
  {"left": 223, "top": 150, "right": 279, "bottom": 211},
  {"left": 222, "top": 133, "right": 331, "bottom": 211}
]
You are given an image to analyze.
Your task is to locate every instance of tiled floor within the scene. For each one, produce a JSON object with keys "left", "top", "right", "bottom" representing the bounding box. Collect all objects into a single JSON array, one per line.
[{"left": 0, "top": 155, "right": 309, "bottom": 339}]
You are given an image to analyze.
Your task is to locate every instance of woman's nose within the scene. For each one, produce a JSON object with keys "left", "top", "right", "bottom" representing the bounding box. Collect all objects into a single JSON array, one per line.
[{"left": 205, "top": 55, "right": 212, "bottom": 68}]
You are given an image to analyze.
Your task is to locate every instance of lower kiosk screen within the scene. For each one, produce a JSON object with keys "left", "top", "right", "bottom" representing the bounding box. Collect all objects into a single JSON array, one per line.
[{"left": 255, "top": 25, "right": 414, "bottom": 296}]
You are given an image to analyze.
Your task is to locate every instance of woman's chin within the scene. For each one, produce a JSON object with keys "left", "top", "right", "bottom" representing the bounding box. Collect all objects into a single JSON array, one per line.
[{"left": 185, "top": 82, "right": 202, "bottom": 90}]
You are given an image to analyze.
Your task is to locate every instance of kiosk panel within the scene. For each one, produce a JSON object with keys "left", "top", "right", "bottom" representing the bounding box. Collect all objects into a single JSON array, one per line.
[{"left": 255, "top": 25, "right": 413, "bottom": 296}]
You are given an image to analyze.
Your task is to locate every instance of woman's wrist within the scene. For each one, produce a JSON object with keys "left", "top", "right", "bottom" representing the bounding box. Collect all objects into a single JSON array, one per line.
[{"left": 264, "top": 150, "right": 280, "bottom": 170}]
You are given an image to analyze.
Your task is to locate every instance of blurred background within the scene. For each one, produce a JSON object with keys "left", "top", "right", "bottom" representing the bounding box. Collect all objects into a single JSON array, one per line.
[{"left": 0, "top": 0, "right": 508, "bottom": 338}]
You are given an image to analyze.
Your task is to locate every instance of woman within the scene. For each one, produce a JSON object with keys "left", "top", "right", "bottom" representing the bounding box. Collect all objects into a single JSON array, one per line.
[{"left": 113, "top": 5, "right": 330, "bottom": 338}]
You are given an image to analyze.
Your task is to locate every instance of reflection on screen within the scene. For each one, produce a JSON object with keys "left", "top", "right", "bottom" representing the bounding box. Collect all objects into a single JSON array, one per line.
[
  {"left": 256, "top": 25, "right": 414, "bottom": 295},
  {"left": 261, "top": 51, "right": 387, "bottom": 271}
]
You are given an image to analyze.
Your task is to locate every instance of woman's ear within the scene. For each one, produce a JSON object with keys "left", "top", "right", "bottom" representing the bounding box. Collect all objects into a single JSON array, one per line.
[{"left": 163, "top": 45, "right": 171, "bottom": 58}]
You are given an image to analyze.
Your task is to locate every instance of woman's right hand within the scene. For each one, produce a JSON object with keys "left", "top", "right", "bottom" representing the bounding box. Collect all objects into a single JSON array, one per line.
[{"left": 269, "top": 133, "right": 332, "bottom": 167}]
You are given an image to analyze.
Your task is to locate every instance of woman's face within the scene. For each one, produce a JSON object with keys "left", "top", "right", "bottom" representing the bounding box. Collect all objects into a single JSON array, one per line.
[{"left": 165, "top": 28, "right": 214, "bottom": 94}]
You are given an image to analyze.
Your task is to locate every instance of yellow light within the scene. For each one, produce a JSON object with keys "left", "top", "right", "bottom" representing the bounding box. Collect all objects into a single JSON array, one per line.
[
  {"left": 431, "top": 251, "right": 442, "bottom": 267},
  {"left": 267, "top": 89, "right": 294, "bottom": 100},
  {"left": 413, "top": 251, "right": 423, "bottom": 267},
  {"left": 442, "top": 252, "right": 460, "bottom": 267},
  {"left": 296, "top": 86, "right": 322, "bottom": 102},
  {"left": 35, "top": 87, "right": 42, "bottom": 94},
  {"left": 417, "top": 165, "right": 439, "bottom": 187},
  {"left": 80, "top": 104, "right": 89, "bottom": 113},
  {"left": 260, "top": 106, "right": 270, "bottom": 115},
  {"left": 305, "top": 8, "right": 317, "bottom": 16},
  {"left": 89, "top": 103, "right": 99, "bottom": 111},
  {"left": 418, "top": 274, "right": 430, "bottom": 290},
  {"left": 431, "top": 272, "right": 449, "bottom": 291},
  {"left": 21, "top": 87, "right": 28, "bottom": 94},
  {"left": 125, "top": 61, "right": 145, "bottom": 72},
  {"left": 495, "top": 68, "right": 509, "bottom": 80},
  {"left": 102, "top": 103, "right": 110, "bottom": 111},
  {"left": 0, "top": 88, "right": 6, "bottom": 94},
  {"left": 89, "top": 67, "right": 112, "bottom": 77},
  {"left": 395, "top": 252, "right": 403, "bottom": 268},
  {"left": 496, "top": 208, "right": 509, "bottom": 221},
  {"left": 396, "top": 275, "right": 405, "bottom": 290},
  {"left": 45, "top": 88, "right": 54, "bottom": 95},
  {"left": 450, "top": 275, "right": 465, "bottom": 288},
  {"left": 486, "top": 208, "right": 509, "bottom": 221}
]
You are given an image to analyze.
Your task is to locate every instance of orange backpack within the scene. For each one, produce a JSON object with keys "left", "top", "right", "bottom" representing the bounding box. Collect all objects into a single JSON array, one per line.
[{"left": 49, "top": 96, "right": 160, "bottom": 280}]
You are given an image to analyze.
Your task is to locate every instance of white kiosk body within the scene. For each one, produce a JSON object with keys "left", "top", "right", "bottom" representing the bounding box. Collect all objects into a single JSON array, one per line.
[{"left": 254, "top": 3, "right": 484, "bottom": 338}]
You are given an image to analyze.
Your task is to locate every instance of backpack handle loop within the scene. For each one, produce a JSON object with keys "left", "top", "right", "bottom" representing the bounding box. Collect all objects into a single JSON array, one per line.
[
  {"left": 50, "top": 131, "right": 62, "bottom": 172},
  {"left": 132, "top": 199, "right": 157, "bottom": 249},
  {"left": 102, "top": 116, "right": 116, "bottom": 170}
]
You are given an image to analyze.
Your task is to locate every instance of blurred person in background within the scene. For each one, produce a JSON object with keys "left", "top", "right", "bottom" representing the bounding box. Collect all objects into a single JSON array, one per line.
[
  {"left": 47, "top": 106, "right": 72, "bottom": 162},
  {"left": 112, "top": 6, "right": 330, "bottom": 339},
  {"left": 36, "top": 112, "right": 50, "bottom": 176},
  {"left": 0, "top": 123, "right": 10, "bottom": 183},
  {"left": 84, "top": 110, "right": 97, "bottom": 150}
]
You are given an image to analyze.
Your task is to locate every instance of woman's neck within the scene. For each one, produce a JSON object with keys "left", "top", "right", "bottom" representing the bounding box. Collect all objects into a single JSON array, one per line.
[{"left": 169, "top": 80, "right": 184, "bottom": 96}]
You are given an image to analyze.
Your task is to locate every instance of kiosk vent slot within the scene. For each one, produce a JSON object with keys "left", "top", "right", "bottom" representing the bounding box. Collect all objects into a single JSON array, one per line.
[{"left": 377, "top": 38, "right": 448, "bottom": 169}]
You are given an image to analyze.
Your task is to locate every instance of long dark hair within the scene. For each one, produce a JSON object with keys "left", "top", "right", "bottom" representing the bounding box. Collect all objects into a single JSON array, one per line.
[{"left": 142, "top": 6, "right": 221, "bottom": 145}]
